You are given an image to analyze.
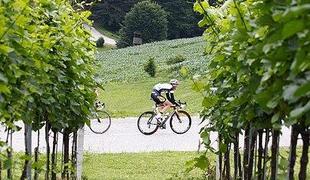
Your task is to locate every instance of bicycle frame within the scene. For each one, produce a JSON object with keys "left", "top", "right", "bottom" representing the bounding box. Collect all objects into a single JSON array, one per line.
[{"left": 153, "top": 105, "right": 184, "bottom": 126}]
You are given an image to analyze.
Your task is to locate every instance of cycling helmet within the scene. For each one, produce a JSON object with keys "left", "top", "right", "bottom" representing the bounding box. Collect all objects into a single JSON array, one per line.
[{"left": 170, "top": 79, "right": 180, "bottom": 86}]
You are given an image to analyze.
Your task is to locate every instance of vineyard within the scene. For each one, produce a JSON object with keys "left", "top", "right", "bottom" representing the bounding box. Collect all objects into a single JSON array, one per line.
[
  {"left": 95, "top": 37, "right": 207, "bottom": 82},
  {"left": 0, "top": 0, "right": 309, "bottom": 179},
  {"left": 187, "top": 0, "right": 310, "bottom": 179},
  {"left": 0, "top": 0, "right": 97, "bottom": 179}
]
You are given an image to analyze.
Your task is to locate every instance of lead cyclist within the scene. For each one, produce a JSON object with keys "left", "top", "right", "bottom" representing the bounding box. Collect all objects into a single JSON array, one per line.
[{"left": 150, "top": 79, "right": 180, "bottom": 121}]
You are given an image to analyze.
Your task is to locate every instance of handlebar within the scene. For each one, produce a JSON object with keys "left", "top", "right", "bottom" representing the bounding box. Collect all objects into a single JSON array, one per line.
[
  {"left": 173, "top": 100, "right": 187, "bottom": 109},
  {"left": 177, "top": 100, "right": 187, "bottom": 106},
  {"left": 95, "top": 101, "right": 105, "bottom": 110}
]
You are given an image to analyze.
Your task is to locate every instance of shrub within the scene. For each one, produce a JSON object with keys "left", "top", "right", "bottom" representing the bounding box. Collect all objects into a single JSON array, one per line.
[
  {"left": 118, "top": 1, "right": 168, "bottom": 47},
  {"left": 96, "top": 37, "right": 105, "bottom": 47},
  {"left": 166, "top": 54, "right": 186, "bottom": 65},
  {"left": 144, "top": 57, "right": 156, "bottom": 77},
  {"left": 116, "top": 38, "right": 130, "bottom": 49}
]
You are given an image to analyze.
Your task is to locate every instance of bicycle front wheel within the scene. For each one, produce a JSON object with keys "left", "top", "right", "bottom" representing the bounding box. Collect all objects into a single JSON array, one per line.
[
  {"left": 170, "top": 110, "right": 191, "bottom": 134},
  {"left": 89, "top": 110, "right": 111, "bottom": 134},
  {"left": 137, "top": 111, "right": 159, "bottom": 135}
]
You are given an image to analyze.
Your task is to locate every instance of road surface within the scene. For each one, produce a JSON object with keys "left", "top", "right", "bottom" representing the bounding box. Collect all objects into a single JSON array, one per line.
[
  {"left": 0, "top": 117, "right": 299, "bottom": 153},
  {"left": 83, "top": 24, "right": 116, "bottom": 46}
]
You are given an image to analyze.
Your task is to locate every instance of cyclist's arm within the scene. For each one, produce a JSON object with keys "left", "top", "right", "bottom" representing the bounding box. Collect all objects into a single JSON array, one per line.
[{"left": 166, "top": 91, "right": 177, "bottom": 105}]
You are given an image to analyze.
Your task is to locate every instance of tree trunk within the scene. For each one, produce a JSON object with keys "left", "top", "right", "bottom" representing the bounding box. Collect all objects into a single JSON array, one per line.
[
  {"left": 224, "top": 143, "right": 231, "bottom": 180},
  {"left": 248, "top": 128, "right": 257, "bottom": 180},
  {"left": 71, "top": 131, "right": 77, "bottom": 179},
  {"left": 299, "top": 126, "right": 309, "bottom": 180},
  {"left": 34, "top": 130, "right": 40, "bottom": 180},
  {"left": 0, "top": 159, "right": 2, "bottom": 180},
  {"left": 51, "top": 131, "right": 58, "bottom": 180},
  {"left": 262, "top": 129, "right": 270, "bottom": 180},
  {"left": 6, "top": 129, "right": 12, "bottom": 180},
  {"left": 288, "top": 125, "right": 299, "bottom": 180},
  {"left": 233, "top": 132, "right": 240, "bottom": 179},
  {"left": 270, "top": 130, "right": 280, "bottom": 180},
  {"left": 21, "top": 123, "right": 32, "bottom": 180},
  {"left": 238, "top": 153, "right": 242, "bottom": 179},
  {"left": 62, "top": 128, "right": 70, "bottom": 180},
  {"left": 216, "top": 134, "right": 222, "bottom": 180},
  {"left": 254, "top": 136, "right": 258, "bottom": 179},
  {"left": 243, "top": 126, "right": 250, "bottom": 180},
  {"left": 257, "top": 129, "right": 264, "bottom": 180},
  {"left": 45, "top": 122, "right": 50, "bottom": 180}
]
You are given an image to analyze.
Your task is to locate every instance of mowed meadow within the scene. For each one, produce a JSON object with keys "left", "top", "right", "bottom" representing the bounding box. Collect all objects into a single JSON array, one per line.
[{"left": 95, "top": 37, "right": 207, "bottom": 117}]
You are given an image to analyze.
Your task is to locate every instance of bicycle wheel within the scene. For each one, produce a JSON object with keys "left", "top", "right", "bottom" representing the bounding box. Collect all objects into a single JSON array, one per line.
[
  {"left": 89, "top": 110, "right": 111, "bottom": 134},
  {"left": 170, "top": 110, "right": 191, "bottom": 134},
  {"left": 137, "top": 111, "right": 159, "bottom": 135}
]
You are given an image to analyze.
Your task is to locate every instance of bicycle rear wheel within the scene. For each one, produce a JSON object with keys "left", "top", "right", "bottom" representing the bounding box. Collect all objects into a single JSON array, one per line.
[
  {"left": 170, "top": 110, "right": 191, "bottom": 134},
  {"left": 89, "top": 110, "right": 111, "bottom": 134},
  {"left": 137, "top": 111, "right": 159, "bottom": 135}
]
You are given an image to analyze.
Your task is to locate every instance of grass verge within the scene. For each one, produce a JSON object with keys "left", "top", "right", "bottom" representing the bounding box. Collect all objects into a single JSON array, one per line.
[
  {"left": 83, "top": 151, "right": 206, "bottom": 180},
  {"left": 98, "top": 79, "right": 203, "bottom": 117},
  {"left": 93, "top": 24, "right": 120, "bottom": 40}
]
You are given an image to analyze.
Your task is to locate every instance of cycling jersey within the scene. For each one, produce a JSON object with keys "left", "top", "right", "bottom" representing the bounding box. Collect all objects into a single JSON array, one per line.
[{"left": 151, "top": 83, "right": 176, "bottom": 105}]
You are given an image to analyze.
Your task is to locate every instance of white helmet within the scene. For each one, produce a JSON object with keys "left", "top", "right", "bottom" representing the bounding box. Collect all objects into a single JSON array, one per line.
[{"left": 170, "top": 79, "right": 180, "bottom": 86}]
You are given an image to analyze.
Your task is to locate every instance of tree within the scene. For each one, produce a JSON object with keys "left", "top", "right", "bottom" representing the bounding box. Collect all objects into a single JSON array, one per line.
[
  {"left": 118, "top": 1, "right": 168, "bottom": 47},
  {"left": 90, "top": 0, "right": 204, "bottom": 40},
  {"left": 90, "top": 0, "right": 139, "bottom": 32},
  {"left": 155, "top": 0, "right": 204, "bottom": 39}
]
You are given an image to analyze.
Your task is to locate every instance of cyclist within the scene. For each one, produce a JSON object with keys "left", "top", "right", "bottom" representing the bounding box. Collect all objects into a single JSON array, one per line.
[{"left": 151, "top": 79, "right": 180, "bottom": 120}]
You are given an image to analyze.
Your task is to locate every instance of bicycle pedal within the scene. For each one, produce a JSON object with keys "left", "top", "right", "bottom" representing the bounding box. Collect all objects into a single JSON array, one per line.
[{"left": 159, "top": 124, "right": 166, "bottom": 129}]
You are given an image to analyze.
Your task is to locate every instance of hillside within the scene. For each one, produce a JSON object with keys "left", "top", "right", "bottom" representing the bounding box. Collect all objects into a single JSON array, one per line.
[
  {"left": 96, "top": 37, "right": 207, "bottom": 82},
  {"left": 95, "top": 37, "right": 207, "bottom": 117}
]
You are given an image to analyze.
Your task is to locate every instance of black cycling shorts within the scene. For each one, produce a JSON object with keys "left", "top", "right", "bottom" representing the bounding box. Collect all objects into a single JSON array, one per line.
[{"left": 151, "top": 92, "right": 166, "bottom": 104}]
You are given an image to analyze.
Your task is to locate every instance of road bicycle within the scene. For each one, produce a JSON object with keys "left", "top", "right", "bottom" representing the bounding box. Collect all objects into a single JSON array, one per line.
[
  {"left": 89, "top": 101, "right": 111, "bottom": 134},
  {"left": 137, "top": 101, "right": 191, "bottom": 135}
]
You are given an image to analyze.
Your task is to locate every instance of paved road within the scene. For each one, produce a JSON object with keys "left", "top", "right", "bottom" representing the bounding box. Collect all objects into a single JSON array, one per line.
[
  {"left": 0, "top": 117, "right": 299, "bottom": 153},
  {"left": 83, "top": 24, "right": 117, "bottom": 46}
]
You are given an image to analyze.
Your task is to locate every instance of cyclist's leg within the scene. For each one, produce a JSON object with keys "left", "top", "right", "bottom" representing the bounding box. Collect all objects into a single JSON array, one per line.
[
  {"left": 151, "top": 93, "right": 166, "bottom": 110},
  {"left": 161, "top": 100, "right": 173, "bottom": 112},
  {"left": 151, "top": 93, "right": 166, "bottom": 119}
]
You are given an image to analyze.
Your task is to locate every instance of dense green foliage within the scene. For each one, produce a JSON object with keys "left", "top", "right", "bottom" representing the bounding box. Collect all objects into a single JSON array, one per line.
[
  {"left": 118, "top": 1, "right": 168, "bottom": 47},
  {"left": 189, "top": 0, "right": 310, "bottom": 177},
  {"left": 0, "top": 0, "right": 97, "bottom": 153},
  {"left": 155, "top": 0, "right": 204, "bottom": 39},
  {"left": 196, "top": 0, "right": 310, "bottom": 140},
  {"left": 144, "top": 57, "right": 156, "bottom": 77},
  {"left": 90, "top": 0, "right": 139, "bottom": 32},
  {"left": 90, "top": 0, "right": 203, "bottom": 40}
]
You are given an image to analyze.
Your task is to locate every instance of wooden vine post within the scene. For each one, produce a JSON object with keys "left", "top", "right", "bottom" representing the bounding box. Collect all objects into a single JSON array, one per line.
[{"left": 76, "top": 127, "right": 85, "bottom": 180}]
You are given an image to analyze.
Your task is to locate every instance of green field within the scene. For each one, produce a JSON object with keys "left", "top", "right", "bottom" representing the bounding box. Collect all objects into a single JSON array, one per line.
[
  {"left": 82, "top": 148, "right": 309, "bottom": 179},
  {"left": 95, "top": 37, "right": 206, "bottom": 82},
  {"left": 83, "top": 151, "right": 206, "bottom": 180},
  {"left": 95, "top": 37, "right": 207, "bottom": 117},
  {"left": 4, "top": 149, "right": 308, "bottom": 179}
]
